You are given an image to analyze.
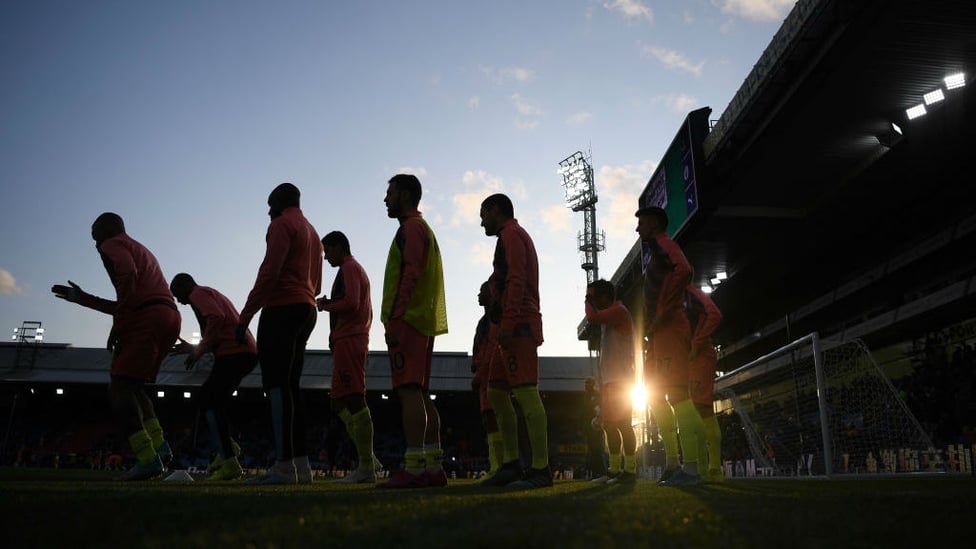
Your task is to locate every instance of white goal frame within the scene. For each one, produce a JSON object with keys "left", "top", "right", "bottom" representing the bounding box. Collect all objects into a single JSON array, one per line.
[{"left": 714, "top": 332, "right": 947, "bottom": 478}]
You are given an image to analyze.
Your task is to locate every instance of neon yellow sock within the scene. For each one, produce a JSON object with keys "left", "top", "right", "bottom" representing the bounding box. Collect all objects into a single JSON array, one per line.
[
  {"left": 624, "top": 453, "right": 637, "bottom": 474},
  {"left": 674, "top": 399, "right": 705, "bottom": 475},
  {"left": 609, "top": 453, "right": 621, "bottom": 474},
  {"left": 424, "top": 444, "right": 444, "bottom": 472},
  {"left": 487, "top": 431, "right": 503, "bottom": 473},
  {"left": 511, "top": 385, "right": 549, "bottom": 470},
  {"left": 652, "top": 402, "right": 678, "bottom": 469},
  {"left": 404, "top": 448, "right": 425, "bottom": 473},
  {"left": 128, "top": 430, "right": 157, "bottom": 465},
  {"left": 703, "top": 414, "right": 722, "bottom": 470},
  {"left": 349, "top": 408, "right": 375, "bottom": 470},
  {"left": 143, "top": 417, "right": 165, "bottom": 449},
  {"left": 487, "top": 387, "right": 519, "bottom": 464}
]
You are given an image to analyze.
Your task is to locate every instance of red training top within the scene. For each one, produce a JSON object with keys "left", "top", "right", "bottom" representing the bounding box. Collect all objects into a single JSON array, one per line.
[
  {"left": 642, "top": 232, "right": 692, "bottom": 329},
  {"left": 685, "top": 284, "right": 723, "bottom": 353},
  {"left": 319, "top": 254, "right": 372, "bottom": 344},
  {"left": 188, "top": 285, "right": 257, "bottom": 358},
  {"left": 491, "top": 218, "right": 543, "bottom": 340},
  {"left": 240, "top": 207, "right": 322, "bottom": 325},
  {"left": 80, "top": 232, "right": 176, "bottom": 320}
]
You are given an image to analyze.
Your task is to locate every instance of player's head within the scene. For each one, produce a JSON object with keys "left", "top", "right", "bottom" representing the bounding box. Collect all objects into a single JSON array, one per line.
[
  {"left": 635, "top": 206, "right": 668, "bottom": 241},
  {"left": 479, "top": 193, "right": 514, "bottom": 236},
  {"left": 385, "top": 174, "right": 422, "bottom": 218},
  {"left": 169, "top": 273, "right": 197, "bottom": 304},
  {"left": 587, "top": 279, "right": 616, "bottom": 308},
  {"left": 321, "top": 230, "right": 350, "bottom": 267},
  {"left": 478, "top": 280, "right": 493, "bottom": 307},
  {"left": 91, "top": 212, "right": 125, "bottom": 245},
  {"left": 268, "top": 183, "right": 301, "bottom": 219}
]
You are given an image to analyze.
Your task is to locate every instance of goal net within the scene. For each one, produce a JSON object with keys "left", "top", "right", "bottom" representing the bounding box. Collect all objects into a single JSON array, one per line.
[{"left": 714, "top": 332, "right": 946, "bottom": 477}]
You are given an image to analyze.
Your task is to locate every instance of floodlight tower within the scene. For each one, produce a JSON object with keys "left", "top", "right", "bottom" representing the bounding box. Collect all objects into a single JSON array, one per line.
[
  {"left": 558, "top": 150, "right": 605, "bottom": 284},
  {"left": 11, "top": 320, "right": 43, "bottom": 370}
]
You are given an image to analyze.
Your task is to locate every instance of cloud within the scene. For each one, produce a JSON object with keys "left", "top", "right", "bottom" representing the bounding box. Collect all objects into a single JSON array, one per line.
[
  {"left": 0, "top": 269, "right": 24, "bottom": 295},
  {"left": 480, "top": 65, "right": 536, "bottom": 85},
  {"left": 450, "top": 170, "right": 505, "bottom": 228},
  {"left": 396, "top": 166, "right": 428, "bottom": 177},
  {"left": 511, "top": 93, "right": 541, "bottom": 116},
  {"left": 604, "top": 0, "right": 653, "bottom": 23},
  {"left": 668, "top": 93, "right": 700, "bottom": 113},
  {"left": 641, "top": 46, "right": 705, "bottom": 76},
  {"left": 511, "top": 93, "right": 542, "bottom": 130},
  {"left": 566, "top": 111, "right": 593, "bottom": 126},
  {"left": 540, "top": 204, "right": 572, "bottom": 235},
  {"left": 714, "top": 0, "right": 795, "bottom": 22},
  {"left": 597, "top": 161, "right": 656, "bottom": 243},
  {"left": 468, "top": 96, "right": 480, "bottom": 109}
]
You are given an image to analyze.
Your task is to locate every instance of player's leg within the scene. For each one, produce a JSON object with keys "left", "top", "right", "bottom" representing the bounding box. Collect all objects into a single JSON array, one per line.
[
  {"left": 418, "top": 336, "right": 448, "bottom": 486},
  {"left": 290, "top": 304, "right": 317, "bottom": 483},
  {"left": 333, "top": 334, "right": 376, "bottom": 482},
  {"left": 379, "top": 321, "right": 430, "bottom": 489},
  {"left": 506, "top": 326, "right": 552, "bottom": 489},
  {"left": 109, "top": 376, "right": 164, "bottom": 481}
]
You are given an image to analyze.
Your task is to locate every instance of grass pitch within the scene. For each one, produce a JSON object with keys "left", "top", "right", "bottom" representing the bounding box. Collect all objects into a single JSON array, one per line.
[{"left": 1, "top": 468, "right": 973, "bottom": 548}]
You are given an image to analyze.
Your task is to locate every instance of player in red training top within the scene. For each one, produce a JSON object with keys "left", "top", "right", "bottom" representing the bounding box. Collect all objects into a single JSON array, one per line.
[
  {"left": 471, "top": 279, "right": 505, "bottom": 477},
  {"left": 316, "top": 230, "right": 378, "bottom": 484},
  {"left": 170, "top": 273, "right": 258, "bottom": 481},
  {"left": 479, "top": 193, "right": 552, "bottom": 489},
  {"left": 685, "top": 283, "right": 724, "bottom": 482},
  {"left": 378, "top": 174, "right": 449, "bottom": 489},
  {"left": 635, "top": 206, "right": 704, "bottom": 486},
  {"left": 52, "top": 212, "right": 181, "bottom": 481},
  {"left": 584, "top": 279, "right": 638, "bottom": 484},
  {"left": 238, "top": 183, "right": 322, "bottom": 485}
]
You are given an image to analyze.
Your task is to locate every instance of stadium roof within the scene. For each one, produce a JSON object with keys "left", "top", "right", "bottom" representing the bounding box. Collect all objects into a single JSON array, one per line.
[
  {"left": 601, "top": 0, "right": 975, "bottom": 366},
  {"left": 0, "top": 342, "right": 595, "bottom": 392}
]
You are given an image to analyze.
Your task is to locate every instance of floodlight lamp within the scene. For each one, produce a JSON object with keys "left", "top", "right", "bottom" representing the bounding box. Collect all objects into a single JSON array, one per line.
[
  {"left": 716, "top": 271, "right": 728, "bottom": 280},
  {"left": 429, "top": 394, "right": 437, "bottom": 400},
  {"left": 56, "top": 388, "right": 64, "bottom": 395},
  {"left": 906, "top": 104, "right": 927, "bottom": 120},
  {"left": 701, "top": 285, "right": 713, "bottom": 293},
  {"left": 36, "top": 328, "right": 44, "bottom": 334},
  {"left": 923, "top": 89, "right": 945, "bottom": 105},
  {"left": 710, "top": 277, "right": 722, "bottom": 285},
  {"left": 232, "top": 390, "right": 238, "bottom": 397},
  {"left": 944, "top": 73, "right": 965, "bottom": 90},
  {"left": 183, "top": 392, "right": 191, "bottom": 399},
  {"left": 157, "top": 391, "right": 165, "bottom": 398},
  {"left": 381, "top": 393, "right": 389, "bottom": 400},
  {"left": 891, "top": 122, "right": 902, "bottom": 135}
]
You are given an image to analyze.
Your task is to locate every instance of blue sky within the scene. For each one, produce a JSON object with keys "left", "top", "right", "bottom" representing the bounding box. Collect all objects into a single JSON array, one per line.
[{"left": 0, "top": 0, "right": 795, "bottom": 356}]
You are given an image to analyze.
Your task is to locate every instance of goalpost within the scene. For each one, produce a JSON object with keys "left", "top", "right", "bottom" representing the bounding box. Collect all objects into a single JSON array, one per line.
[{"left": 713, "top": 332, "right": 950, "bottom": 478}]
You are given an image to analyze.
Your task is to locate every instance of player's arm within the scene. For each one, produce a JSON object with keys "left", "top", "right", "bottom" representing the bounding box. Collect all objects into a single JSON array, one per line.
[
  {"left": 51, "top": 280, "right": 116, "bottom": 315},
  {"left": 240, "top": 222, "right": 290, "bottom": 324},
  {"left": 195, "top": 291, "right": 227, "bottom": 358},
  {"left": 655, "top": 240, "right": 692, "bottom": 323},
  {"left": 389, "top": 220, "right": 425, "bottom": 321},
  {"left": 499, "top": 231, "right": 528, "bottom": 333}
]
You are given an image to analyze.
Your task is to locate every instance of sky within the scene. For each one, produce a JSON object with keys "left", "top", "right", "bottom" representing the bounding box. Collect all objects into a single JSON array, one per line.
[{"left": 0, "top": 0, "right": 797, "bottom": 357}]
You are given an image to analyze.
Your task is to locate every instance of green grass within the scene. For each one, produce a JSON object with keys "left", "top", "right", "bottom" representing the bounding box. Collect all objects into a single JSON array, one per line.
[{"left": 1, "top": 468, "right": 973, "bottom": 548}]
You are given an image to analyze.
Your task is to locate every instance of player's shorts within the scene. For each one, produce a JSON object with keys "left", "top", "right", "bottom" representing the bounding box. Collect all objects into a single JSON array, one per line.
[
  {"left": 474, "top": 357, "right": 492, "bottom": 412},
  {"left": 330, "top": 335, "right": 369, "bottom": 399},
  {"left": 111, "top": 303, "right": 180, "bottom": 382},
  {"left": 600, "top": 381, "right": 633, "bottom": 423},
  {"left": 387, "top": 319, "right": 433, "bottom": 390},
  {"left": 489, "top": 323, "right": 540, "bottom": 388},
  {"left": 644, "top": 316, "right": 691, "bottom": 393},
  {"left": 688, "top": 344, "right": 718, "bottom": 408}
]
